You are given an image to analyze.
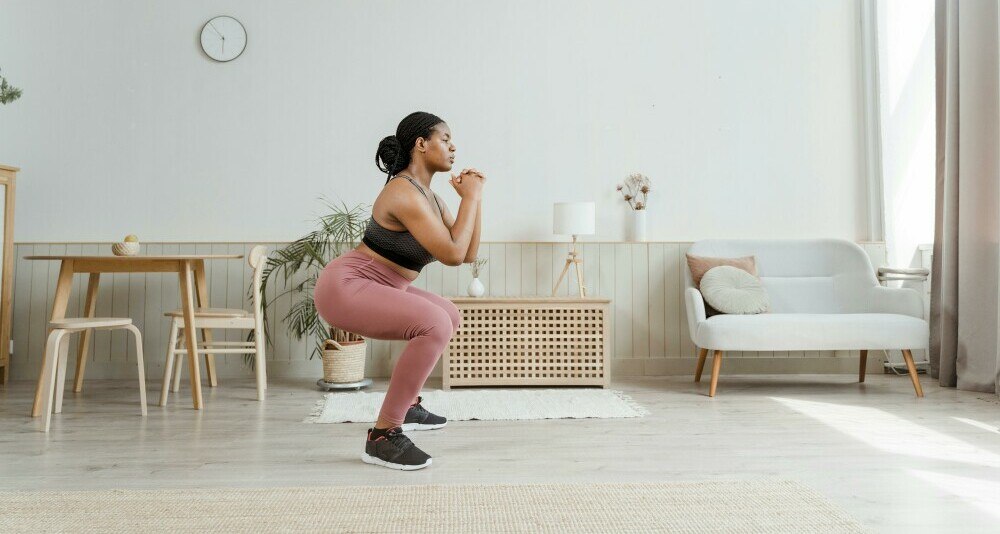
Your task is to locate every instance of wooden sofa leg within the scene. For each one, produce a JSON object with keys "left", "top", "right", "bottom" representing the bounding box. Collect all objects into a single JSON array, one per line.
[
  {"left": 694, "top": 348, "right": 708, "bottom": 383},
  {"left": 709, "top": 350, "right": 723, "bottom": 397},
  {"left": 859, "top": 350, "right": 867, "bottom": 383},
  {"left": 901, "top": 349, "right": 924, "bottom": 397}
]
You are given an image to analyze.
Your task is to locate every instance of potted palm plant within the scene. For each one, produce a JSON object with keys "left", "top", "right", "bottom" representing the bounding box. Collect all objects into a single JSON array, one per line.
[{"left": 257, "top": 199, "right": 370, "bottom": 384}]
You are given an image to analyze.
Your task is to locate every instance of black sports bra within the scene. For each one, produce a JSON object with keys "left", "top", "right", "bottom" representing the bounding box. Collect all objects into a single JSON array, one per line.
[{"left": 361, "top": 176, "right": 444, "bottom": 272}]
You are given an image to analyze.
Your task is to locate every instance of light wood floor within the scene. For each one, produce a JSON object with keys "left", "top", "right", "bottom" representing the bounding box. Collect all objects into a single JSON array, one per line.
[{"left": 2, "top": 374, "right": 999, "bottom": 533}]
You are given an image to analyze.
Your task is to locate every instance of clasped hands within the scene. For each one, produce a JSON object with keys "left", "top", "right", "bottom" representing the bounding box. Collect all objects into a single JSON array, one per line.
[{"left": 449, "top": 167, "right": 487, "bottom": 200}]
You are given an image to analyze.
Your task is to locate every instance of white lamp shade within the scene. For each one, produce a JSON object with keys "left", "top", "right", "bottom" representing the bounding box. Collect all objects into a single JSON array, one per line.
[{"left": 553, "top": 202, "right": 596, "bottom": 236}]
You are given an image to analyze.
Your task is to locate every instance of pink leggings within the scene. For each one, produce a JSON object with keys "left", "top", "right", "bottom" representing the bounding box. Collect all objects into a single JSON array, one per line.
[{"left": 313, "top": 250, "right": 460, "bottom": 426}]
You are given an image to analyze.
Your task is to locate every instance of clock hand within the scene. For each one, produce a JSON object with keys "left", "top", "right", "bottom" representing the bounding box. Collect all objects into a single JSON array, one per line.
[{"left": 209, "top": 21, "right": 224, "bottom": 39}]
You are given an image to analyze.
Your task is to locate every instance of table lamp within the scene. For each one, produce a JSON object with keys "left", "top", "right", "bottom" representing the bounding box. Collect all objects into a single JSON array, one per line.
[{"left": 552, "top": 202, "right": 596, "bottom": 297}]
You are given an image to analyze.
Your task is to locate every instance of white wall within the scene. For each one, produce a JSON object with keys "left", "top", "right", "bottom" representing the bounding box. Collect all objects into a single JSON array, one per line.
[{"left": 0, "top": 0, "right": 870, "bottom": 243}]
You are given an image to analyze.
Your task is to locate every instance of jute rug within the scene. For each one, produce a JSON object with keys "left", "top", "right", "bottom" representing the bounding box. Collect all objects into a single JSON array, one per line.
[
  {"left": 305, "top": 388, "right": 648, "bottom": 424},
  {"left": 0, "top": 480, "right": 865, "bottom": 533}
]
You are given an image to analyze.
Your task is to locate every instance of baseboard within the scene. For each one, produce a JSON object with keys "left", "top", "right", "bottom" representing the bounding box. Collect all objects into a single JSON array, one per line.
[{"left": 6, "top": 352, "right": 892, "bottom": 382}]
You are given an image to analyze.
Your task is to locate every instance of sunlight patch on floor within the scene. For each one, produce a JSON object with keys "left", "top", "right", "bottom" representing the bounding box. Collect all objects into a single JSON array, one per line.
[
  {"left": 953, "top": 417, "right": 1000, "bottom": 435},
  {"left": 770, "top": 397, "right": 1000, "bottom": 468},
  {"left": 909, "top": 470, "right": 1000, "bottom": 520}
]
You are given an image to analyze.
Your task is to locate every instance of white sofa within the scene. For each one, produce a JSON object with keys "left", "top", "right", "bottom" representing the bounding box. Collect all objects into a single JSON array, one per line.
[{"left": 684, "top": 239, "right": 928, "bottom": 397}]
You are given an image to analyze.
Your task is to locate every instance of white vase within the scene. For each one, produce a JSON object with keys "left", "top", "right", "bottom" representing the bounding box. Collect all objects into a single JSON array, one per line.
[
  {"left": 632, "top": 210, "right": 648, "bottom": 242},
  {"left": 467, "top": 277, "right": 485, "bottom": 297}
]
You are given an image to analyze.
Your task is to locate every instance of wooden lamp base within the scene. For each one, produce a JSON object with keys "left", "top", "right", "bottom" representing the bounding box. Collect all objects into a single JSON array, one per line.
[{"left": 552, "top": 235, "right": 587, "bottom": 297}]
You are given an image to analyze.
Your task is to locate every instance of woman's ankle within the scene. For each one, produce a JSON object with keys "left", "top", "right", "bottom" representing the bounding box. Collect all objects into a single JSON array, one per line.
[{"left": 374, "top": 416, "right": 397, "bottom": 430}]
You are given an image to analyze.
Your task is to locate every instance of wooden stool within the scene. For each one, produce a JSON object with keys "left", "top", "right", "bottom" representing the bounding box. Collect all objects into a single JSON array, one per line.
[{"left": 37, "top": 318, "right": 147, "bottom": 432}]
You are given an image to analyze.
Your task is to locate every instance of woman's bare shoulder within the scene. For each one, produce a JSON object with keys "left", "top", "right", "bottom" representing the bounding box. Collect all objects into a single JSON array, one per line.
[
  {"left": 379, "top": 177, "right": 425, "bottom": 203},
  {"left": 372, "top": 178, "right": 430, "bottom": 220}
]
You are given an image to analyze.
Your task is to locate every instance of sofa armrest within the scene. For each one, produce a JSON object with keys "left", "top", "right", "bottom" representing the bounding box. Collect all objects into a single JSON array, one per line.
[
  {"left": 866, "top": 286, "right": 925, "bottom": 319},
  {"left": 685, "top": 287, "right": 707, "bottom": 341}
]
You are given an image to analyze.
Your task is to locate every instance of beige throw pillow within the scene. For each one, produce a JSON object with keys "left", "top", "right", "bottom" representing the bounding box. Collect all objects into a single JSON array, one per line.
[{"left": 686, "top": 253, "right": 758, "bottom": 288}]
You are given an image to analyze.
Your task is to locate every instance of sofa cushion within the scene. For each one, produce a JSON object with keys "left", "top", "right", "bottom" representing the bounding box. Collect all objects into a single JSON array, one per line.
[
  {"left": 694, "top": 313, "right": 929, "bottom": 351},
  {"left": 686, "top": 253, "right": 757, "bottom": 288},
  {"left": 700, "top": 266, "right": 770, "bottom": 314}
]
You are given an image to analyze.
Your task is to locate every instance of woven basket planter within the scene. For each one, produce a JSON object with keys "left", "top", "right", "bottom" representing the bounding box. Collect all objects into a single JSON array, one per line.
[{"left": 321, "top": 338, "right": 367, "bottom": 383}]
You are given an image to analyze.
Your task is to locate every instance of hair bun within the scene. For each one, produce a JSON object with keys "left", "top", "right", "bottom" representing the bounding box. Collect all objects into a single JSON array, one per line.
[{"left": 375, "top": 135, "right": 402, "bottom": 175}]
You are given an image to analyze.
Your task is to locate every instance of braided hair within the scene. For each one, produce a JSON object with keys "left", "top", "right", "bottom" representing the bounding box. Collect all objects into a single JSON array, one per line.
[{"left": 375, "top": 111, "right": 445, "bottom": 183}]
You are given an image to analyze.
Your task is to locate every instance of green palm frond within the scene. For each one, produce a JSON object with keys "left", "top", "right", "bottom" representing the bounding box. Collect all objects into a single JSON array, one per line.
[{"left": 284, "top": 282, "right": 317, "bottom": 330}]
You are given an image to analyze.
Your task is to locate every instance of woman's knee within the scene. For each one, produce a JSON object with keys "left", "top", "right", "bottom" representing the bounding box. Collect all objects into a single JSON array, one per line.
[
  {"left": 445, "top": 301, "right": 461, "bottom": 331},
  {"left": 411, "top": 308, "right": 454, "bottom": 346}
]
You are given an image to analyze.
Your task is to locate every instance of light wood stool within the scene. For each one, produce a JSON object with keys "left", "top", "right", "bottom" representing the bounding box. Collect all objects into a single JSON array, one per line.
[{"left": 37, "top": 318, "right": 147, "bottom": 432}]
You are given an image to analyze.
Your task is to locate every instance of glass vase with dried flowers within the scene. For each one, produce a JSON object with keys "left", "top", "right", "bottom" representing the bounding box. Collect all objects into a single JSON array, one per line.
[
  {"left": 467, "top": 257, "right": 488, "bottom": 297},
  {"left": 617, "top": 172, "right": 651, "bottom": 242}
]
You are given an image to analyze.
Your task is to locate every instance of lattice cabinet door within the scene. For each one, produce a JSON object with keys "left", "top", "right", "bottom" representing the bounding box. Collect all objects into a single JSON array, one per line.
[{"left": 443, "top": 297, "right": 611, "bottom": 389}]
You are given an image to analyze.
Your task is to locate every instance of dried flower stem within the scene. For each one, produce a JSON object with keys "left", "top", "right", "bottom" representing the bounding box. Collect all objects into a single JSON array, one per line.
[
  {"left": 617, "top": 173, "right": 652, "bottom": 211},
  {"left": 470, "top": 257, "right": 488, "bottom": 278}
]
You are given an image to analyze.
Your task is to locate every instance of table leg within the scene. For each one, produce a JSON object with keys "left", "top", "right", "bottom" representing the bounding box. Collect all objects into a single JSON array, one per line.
[
  {"left": 32, "top": 260, "right": 74, "bottom": 417},
  {"left": 193, "top": 260, "right": 218, "bottom": 387},
  {"left": 72, "top": 273, "right": 100, "bottom": 392},
  {"left": 178, "top": 261, "right": 203, "bottom": 409}
]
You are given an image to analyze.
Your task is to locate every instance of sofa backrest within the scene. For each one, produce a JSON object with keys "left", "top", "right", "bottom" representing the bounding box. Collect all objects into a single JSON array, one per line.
[{"left": 685, "top": 239, "right": 879, "bottom": 313}]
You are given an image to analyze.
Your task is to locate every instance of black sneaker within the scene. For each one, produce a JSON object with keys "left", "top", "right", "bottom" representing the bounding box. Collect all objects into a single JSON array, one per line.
[
  {"left": 362, "top": 426, "right": 432, "bottom": 471},
  {"left": 401, "top": 396, "right": 448, "bottom": 431}
]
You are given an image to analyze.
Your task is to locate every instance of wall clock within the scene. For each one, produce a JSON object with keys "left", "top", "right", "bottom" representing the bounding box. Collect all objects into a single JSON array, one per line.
[{"left": 200, "top": 16, "right": 247, "bottom": 62}]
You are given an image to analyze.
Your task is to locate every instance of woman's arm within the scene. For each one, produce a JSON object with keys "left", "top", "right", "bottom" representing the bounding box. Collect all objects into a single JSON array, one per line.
[
  {"left": 391, "top": 177, "right": 482, "bottom": 266},
  {"left": 436, "top": 194, "right": 481, "bottom": 264},
  {"left": 464, "top": 200, "right": 482, "bottom": 263}
]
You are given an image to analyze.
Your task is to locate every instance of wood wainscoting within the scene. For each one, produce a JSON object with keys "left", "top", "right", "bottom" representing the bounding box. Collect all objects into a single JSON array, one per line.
[{"left": 6, "top": 241, "right": 889, "bottom": 381}]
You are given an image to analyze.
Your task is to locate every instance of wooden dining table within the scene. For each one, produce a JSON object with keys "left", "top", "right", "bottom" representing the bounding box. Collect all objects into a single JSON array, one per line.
[{"left": 25, "top": 254, "right": 243, "bottom": 413}]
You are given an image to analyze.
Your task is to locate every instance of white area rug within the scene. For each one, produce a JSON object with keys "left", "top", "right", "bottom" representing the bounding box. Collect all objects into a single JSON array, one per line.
[
  {"left": 305, "top": 389, "right": 648, "bottom": 424},
  {"left": 0, "top": 481, "right": 866, "bottom": 533}
]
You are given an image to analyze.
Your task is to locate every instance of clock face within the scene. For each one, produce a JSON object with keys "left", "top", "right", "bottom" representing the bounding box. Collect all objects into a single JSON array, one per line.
[{"left": 200, "top": 16, "right": 247, "bottom": 62}]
